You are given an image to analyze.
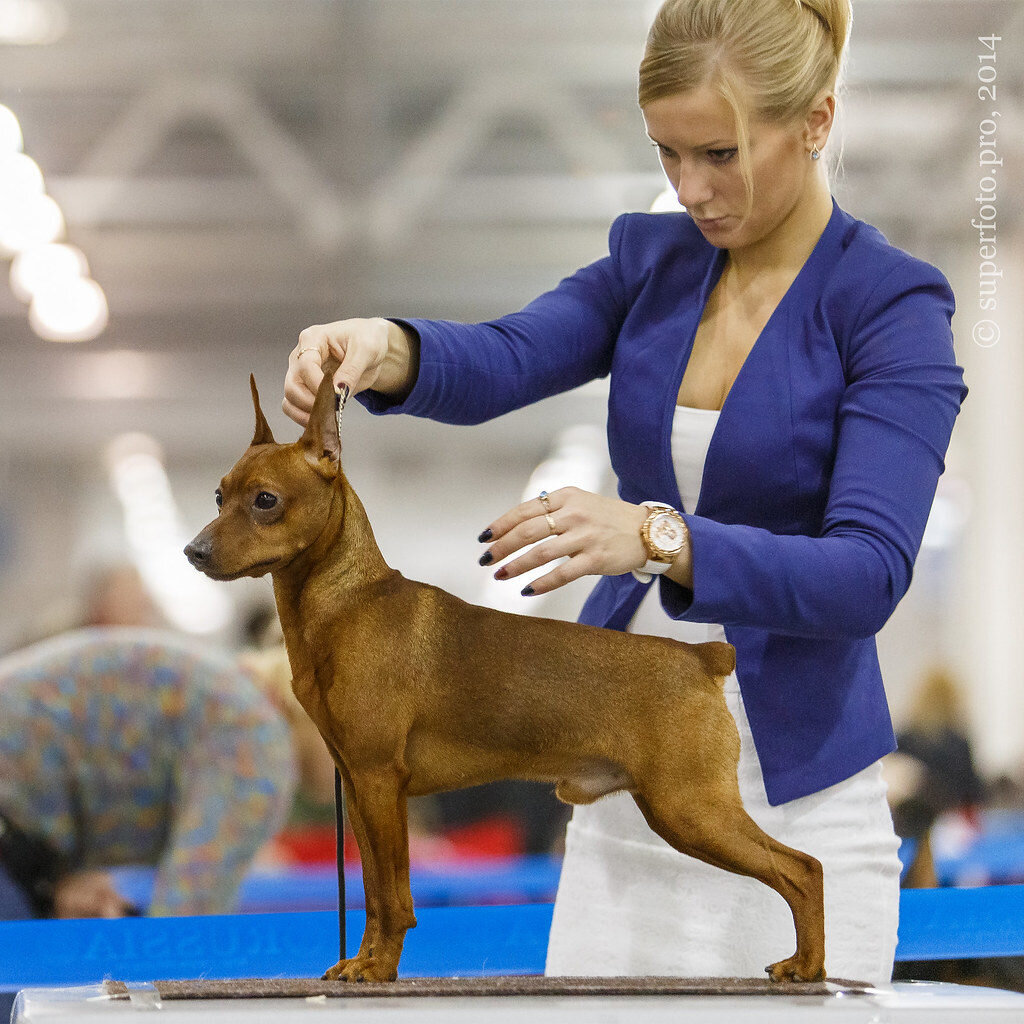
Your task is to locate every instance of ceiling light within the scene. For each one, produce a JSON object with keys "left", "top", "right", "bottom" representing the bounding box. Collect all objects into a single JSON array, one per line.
[
  {"left": 0, "top": 104, "right": 23, "bottom": 152},
  {"left": 0, "top": 0, "right": 68, "bottom": 45},
  {"left": 74, "top": 350, "right": 162, "bottom": 401},
  {"left": 0, "top": 191, "right": 64, "bottom": 255},
  {"left": 0, "top": 101, "right": 104, "bottom": 342},
  {"left": 9, "top": 241, "right": 89, "bottom": 303},
  {"left": 0, "top": 150, "right": 44, "bottom": 197},
  {"left": 29, "top": 275, "right": 108, "bottom": 342}
]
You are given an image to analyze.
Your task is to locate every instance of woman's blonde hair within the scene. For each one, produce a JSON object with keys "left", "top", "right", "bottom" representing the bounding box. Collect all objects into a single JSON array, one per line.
[{"left": 639, "top": 0, "right": 851, "bottom": 217}]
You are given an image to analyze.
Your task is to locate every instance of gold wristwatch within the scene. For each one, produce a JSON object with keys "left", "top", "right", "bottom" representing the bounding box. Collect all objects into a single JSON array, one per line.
[{"left": 632, "top": 501, "right": 689, "bottom": 584}]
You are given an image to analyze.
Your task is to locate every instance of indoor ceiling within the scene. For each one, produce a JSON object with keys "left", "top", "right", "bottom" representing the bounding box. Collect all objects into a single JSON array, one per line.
[{"left": 0, "top": 0, "right": 1020, "bottom": 463}]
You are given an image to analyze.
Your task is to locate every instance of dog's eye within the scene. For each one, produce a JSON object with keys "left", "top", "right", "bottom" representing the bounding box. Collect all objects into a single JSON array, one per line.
[
  {"left": 215, "top": 490, "right": 223, "bottom": 508},
  {"left": 254, "top": 492, "right": 277, "bottom": 510}
]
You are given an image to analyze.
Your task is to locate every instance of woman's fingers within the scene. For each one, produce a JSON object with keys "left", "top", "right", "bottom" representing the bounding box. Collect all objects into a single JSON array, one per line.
[
  {"left": 283, "top": 335, "right": 325, "bottom": 425},
  {"left": 283, "top": 349, "right": 323, "bottom": 425},
  {"left": 322, "top": 326, "right": 387, "bottom": 394},
  {"left": 491, "top": 535, "right": 578, "bottom": 580},
  {"left": 499, "top": 548, "right": 599, "bottom": 596},
  {"left": 482, "top": 499, "right": 567, "bottom": 561},
  {"left": 282, "top": 319, "right": 391, "bottom": 426},
  {"left": 484, "top": 529, "right": 595, "bottom": 597},
  {"left": 478, "top": 488, "right": 649, "bottom": 595},
  {"left": 483, "top": 488, "right": 573, "bottom": 549},
  {"left": 515, "top": 558, "right": 594, "bottom": 597}
]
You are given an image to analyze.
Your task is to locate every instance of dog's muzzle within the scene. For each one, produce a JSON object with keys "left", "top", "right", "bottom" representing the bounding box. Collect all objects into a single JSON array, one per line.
[{"left": 183, "top": 538, "right": 211, "bottom": 569}]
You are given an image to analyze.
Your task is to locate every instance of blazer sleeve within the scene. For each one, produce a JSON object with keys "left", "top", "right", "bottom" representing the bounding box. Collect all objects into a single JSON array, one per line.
[
  {"left": 662, "top": 255, "right": 968, "bottom": 640},
  {"left": 357, "top": 218, "right": 631, "bottom": 424}
]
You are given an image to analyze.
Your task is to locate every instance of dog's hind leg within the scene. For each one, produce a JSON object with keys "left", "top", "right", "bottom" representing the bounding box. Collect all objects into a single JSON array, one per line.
[
  {"left": 391, "top": 785, "right": 415, "bottom": 929},
  {"left": 632, "top": 789, "right": 826, "bottom": 983}
]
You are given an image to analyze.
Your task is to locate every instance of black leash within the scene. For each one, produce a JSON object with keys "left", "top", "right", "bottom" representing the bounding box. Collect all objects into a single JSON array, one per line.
[
  {"left": 332, "top": 381, "right": 351, "bottom": 962},
  {"left": 334, "top": 766, "right": 346, "bottom": 960}
]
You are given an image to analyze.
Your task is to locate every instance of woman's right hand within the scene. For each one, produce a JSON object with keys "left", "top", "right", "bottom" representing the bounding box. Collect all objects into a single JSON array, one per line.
[
  {"left": 282, "top": 317, "right": 419, "bottom": 427},
  {"left": 53, "top": 869, "right": 137, "bottom": 919}
]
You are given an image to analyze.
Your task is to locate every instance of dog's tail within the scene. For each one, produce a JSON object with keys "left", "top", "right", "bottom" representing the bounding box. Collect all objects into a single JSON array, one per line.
[{"left": 694, "top": 640, "right": 736, "bottom": 681}]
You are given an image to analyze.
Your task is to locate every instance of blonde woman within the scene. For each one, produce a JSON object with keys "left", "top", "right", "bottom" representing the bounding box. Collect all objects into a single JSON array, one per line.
[{"left": 283, "top": 0, "right": 967, "bottom": 985}]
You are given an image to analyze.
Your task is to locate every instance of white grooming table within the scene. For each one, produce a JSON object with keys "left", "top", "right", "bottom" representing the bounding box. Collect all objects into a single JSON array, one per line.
[{"left": 12, "top": 981, "right": 1024, "bottom": 1024}]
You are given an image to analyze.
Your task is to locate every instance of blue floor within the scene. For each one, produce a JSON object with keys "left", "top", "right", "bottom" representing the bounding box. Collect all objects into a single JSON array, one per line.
[{"left": 3, "top": 885, "right": 1024, "bottom": 992}]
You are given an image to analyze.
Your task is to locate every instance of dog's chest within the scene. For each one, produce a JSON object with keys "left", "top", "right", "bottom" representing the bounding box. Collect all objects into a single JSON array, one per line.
[{"left": 290, "top": 671, "right": 331, "bottom": 734}]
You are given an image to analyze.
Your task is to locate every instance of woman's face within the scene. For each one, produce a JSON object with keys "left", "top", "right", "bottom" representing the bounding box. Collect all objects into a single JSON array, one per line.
[{"left": 642, "top": 84, "right": 815, "bottom": 251}]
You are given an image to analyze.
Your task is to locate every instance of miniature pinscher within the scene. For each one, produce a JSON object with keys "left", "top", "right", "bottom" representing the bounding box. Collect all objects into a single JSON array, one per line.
[{"left": 184, "top": 362, "right": 826, "bottom": 984}]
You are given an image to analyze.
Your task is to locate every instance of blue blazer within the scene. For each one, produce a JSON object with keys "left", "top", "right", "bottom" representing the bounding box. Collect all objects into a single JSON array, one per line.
[{"left": 361, "top": 197, "right": 968, "bottom": 805}]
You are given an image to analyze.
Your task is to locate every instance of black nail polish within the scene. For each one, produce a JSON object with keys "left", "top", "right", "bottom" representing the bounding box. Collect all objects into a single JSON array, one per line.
[
  {"left": 478, "top": 528, "right": 493, "bottom": 542},
  {"left": 521, "top": 585, "right": 535, "bottom": 597},
  {"left": 478, "top": 551, "right": 493, "bottom": 566}
]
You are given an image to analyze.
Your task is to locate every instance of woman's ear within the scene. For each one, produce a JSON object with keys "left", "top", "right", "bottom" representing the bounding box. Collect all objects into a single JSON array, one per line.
[{"left": 804, "top": 91, "right": 835, "bottom": 151}]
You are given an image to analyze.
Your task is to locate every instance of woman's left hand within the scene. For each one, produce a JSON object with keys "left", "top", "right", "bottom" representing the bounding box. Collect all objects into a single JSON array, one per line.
[{"left": 479, "top": 487, "right": 649, "bottom": 595}]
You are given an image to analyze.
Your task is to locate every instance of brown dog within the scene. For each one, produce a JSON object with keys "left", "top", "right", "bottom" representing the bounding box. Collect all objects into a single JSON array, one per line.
[{"left": 184, "top": 362, "right": 826, "bottom": 984}]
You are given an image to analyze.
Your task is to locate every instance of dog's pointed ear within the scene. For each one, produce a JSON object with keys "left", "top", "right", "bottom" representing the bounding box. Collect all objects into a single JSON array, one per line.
[
  {"left": 300, "top": 356, "right": 342, "bottom": 472},
  {"left": 250, "top": 374, "right": 277, "bottom": 446}
]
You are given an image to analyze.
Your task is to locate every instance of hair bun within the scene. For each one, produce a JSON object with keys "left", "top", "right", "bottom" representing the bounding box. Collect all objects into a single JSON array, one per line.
[{"left": 798, "top": 0, "right": 851, "bottom": 66}]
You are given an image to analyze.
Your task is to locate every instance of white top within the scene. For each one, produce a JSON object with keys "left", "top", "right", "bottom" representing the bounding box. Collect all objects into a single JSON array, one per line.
[
  {"left": 628, "top": 404, "right": 725, "bottom": 651},
  {"left": 666, "top": 403, "right": 719, "bottom": 517}
]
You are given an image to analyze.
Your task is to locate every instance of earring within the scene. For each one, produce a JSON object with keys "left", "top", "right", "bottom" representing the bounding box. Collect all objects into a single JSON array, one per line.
[{"left": 810, "top": 145, "right": 821, "bottom": 161}]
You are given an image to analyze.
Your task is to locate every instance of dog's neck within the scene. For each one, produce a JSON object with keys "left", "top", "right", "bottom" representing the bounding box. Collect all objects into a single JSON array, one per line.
[{"left": 272, "top": 472, "right": 394, "bottom": 685}]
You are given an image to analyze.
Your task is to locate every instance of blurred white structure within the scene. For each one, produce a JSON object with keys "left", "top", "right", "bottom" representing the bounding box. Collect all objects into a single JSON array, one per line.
[{"left": 105, "top": 433, "right": 232, "bottom": 636}]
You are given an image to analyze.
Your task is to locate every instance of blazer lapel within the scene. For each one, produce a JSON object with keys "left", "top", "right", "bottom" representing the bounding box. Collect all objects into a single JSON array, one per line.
[
  {"left": 695, "top": 198, "right": 851, "bottom": 531},
  {"left": 649, "top": 245, "right": 728, "bottom": 512}
]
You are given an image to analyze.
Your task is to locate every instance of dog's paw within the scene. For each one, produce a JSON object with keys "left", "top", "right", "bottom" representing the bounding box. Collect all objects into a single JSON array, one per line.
[
  {"left": 765, "top": 954, "right": 826, "bottom": 984},
  {"left": 321, "top": 956, "right": 398, "bottom": 984},
  {"left": 321, "top": 960, "right": 349, "bottom": 982}
]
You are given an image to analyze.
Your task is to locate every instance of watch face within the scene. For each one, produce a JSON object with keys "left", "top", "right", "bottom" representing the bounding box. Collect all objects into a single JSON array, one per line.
[{"left": 651, "top": 512, "right": 685, "bottom": 553}]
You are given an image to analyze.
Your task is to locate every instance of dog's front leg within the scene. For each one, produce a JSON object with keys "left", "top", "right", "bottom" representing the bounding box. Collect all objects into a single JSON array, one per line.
[
  {"left": 321, "top": 772, "right": 383, "bottom": 981},
  {"left": 323, "top": 768, "right": 416, "bottom": 982}
]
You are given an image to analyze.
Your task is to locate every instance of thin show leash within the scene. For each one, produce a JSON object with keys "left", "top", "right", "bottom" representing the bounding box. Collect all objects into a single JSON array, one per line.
[
  {"left": 334, "top": 382, "right": 350, "bottom": 962},
  {"left": 334, "top": 767, "right": 346, "bottom": 961}
]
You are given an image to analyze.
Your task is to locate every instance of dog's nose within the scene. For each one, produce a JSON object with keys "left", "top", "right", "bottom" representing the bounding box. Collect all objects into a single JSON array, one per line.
[{"left": 184, "top": 538, "right": 210, "bottom": 567}]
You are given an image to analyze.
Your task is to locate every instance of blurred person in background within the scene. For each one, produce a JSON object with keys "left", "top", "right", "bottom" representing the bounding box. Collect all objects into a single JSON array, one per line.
[
  {"left": 82, "top": 564, "right": 162, "bottom": 629},
  {"left": 888, "top": 667, "right": 1024, "bottom": 993},
  {"left": 887, "top": 664, "right": 985, "bottom": 888},
  {"left": 0, "top": 627, "right": 295, "bottom": 919},
  {"left": 7, "top": 563, "right": 165, "bottom": 655},
  {"left": 896, "top": 665, "right": 985, "bottom": 829},
  {"left": 281, "top": 0, "right": 967, "bottom": 985}
]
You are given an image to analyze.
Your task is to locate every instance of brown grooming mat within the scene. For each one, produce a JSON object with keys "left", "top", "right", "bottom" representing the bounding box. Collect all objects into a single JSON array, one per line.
[{"left": 104, "top": 975, "right": 875, "bottom": 1000}]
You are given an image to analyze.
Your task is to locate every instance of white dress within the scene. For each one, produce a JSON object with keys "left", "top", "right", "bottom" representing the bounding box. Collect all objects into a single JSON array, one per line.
[{"left": 545, "top": 405, "right": 902, "bottom": 986}]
